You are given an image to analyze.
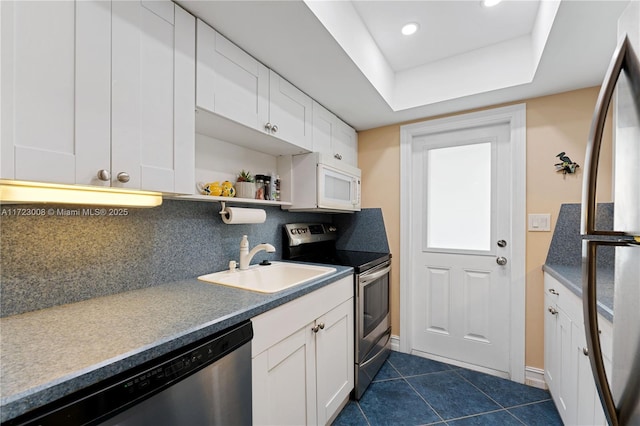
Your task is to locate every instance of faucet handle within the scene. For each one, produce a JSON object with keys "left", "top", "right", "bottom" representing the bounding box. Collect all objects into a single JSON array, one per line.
[{"left": 229, "top": 260, "right": 237, "bottom": 272}]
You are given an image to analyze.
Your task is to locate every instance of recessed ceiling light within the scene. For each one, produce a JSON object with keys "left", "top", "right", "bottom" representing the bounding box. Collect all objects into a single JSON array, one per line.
[
  {"left": 401, "top": 22, "right": 420, "bottom": 36},
  {"left": 481, "top": 0, "right": 503, "bottom": 7}
]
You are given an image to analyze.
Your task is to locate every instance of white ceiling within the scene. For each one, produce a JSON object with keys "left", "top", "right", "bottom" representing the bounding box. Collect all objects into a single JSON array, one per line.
[
  {"left": 177, "top": 0, "right": 631, "bottom": 131},
  {"left": 351, "top": 0, "right": 541, "bottom": 72}
]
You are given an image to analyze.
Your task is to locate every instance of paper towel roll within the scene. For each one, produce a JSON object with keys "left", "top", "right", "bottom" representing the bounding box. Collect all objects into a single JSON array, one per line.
[{"left": 221, "top": 206, "right": 266, "bottom": 224}]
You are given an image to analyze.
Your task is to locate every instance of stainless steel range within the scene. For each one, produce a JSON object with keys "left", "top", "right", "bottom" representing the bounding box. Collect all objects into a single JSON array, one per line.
[{"left": 283, "top": 223, "right": 391, "bottom": 400}]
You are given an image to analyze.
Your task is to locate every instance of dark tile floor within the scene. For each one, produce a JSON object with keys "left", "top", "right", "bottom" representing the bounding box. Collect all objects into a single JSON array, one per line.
[{"left": 332, "top": 351, "right": 562, "bottom": 426}]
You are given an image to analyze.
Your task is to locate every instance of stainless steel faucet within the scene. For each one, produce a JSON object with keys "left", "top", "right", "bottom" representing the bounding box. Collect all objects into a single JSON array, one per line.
[{"left": 239, "top": 235, "right": 276, "bottom": 270}]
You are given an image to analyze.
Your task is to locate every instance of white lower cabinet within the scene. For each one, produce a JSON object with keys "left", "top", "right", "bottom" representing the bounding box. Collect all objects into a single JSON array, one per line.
[
  {"left": 544, "top": 273, "right": 611, "bottom": 426},
  {"left": 252, "top": 276, "right": 354, "bottom": 425}
]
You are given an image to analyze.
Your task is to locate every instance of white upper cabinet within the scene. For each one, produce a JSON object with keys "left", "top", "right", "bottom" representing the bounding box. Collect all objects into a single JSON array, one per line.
[
  {"left": 196, "top": 20, "right": 269, "bottom": 132},
  {"left": 1, "top": 0, "right": 195, "bottom": 194},
  {"left": 2, "top": 1, "right": 87, "bottom": 184},
  {"left": 312, "top": 101, "right": 358, "bottom": 167},
  {"left": 111, "top": 1, "right": 195, "bottom": 194},
  {"left": 268, "top": 71, "right": 313, "bottom": 151},
  {"left": 195, "top": 20, "right": 313, "bottom": 155}
]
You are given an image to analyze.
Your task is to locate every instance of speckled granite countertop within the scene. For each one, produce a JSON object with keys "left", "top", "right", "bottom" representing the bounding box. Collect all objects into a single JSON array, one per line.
[
  {"left": 0, "top": 265, "right": 353, "bottom": 423},
  {"left": 543, "top": 203, "right": 615, "bottom": 323},
  {"left": 542, "top": 263, "right": 614, "bottom": 322}
]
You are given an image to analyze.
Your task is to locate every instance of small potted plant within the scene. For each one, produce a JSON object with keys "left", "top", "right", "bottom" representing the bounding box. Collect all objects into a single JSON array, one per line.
[{"left": 236, "top": 170, "right": 256, "bottom": 199}]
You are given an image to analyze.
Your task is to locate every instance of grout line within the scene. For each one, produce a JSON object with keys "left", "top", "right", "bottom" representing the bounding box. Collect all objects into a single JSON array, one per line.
[
  {"left": 402, "top": 377, "right": 446, "bottom": 424},
  {"left": 450, "top": 368, "right": 508, "bottom": 409},
  {"left": 349, "top": 356, "right": 557, "bottom": 426},
  {"left": 354, "top": 401, "right": 371, "bottom": 426}
]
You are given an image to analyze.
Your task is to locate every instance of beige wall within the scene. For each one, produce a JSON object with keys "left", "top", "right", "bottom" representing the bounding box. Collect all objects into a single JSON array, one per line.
[{"left": 358, "top": 86, "right": 612, "bottom": 370}]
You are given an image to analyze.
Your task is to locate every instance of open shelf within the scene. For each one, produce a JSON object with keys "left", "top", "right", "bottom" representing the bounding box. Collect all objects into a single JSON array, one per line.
[{"left": 166, "top": 193, "right": 291, "bottom": 207}]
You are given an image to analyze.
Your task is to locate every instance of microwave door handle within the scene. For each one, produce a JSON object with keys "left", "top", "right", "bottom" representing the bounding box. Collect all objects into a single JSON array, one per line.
[{"left": 351, "top": 178, "right": 357, "bottom": 204}]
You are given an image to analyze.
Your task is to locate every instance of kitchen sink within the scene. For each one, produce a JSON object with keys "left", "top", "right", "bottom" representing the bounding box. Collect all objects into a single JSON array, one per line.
[{"left": 198, "top": 261, "right": 336, "bottom": 293}]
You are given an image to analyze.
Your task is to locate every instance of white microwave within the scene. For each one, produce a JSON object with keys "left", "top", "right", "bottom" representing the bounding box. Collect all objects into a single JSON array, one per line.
[{"left": 280, "top": 152, "right": 361, "bottom": 213}]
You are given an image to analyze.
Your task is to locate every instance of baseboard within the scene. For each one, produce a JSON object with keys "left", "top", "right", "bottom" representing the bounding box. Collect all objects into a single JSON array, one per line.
[
  {"left": 390, "top": 334, "right": 400, "bottom": 351},
  {"left": 389, "top": 338, "right": 548, "bottom": 390},
  {"left": 525, "top": 366, "right": 548, "bottom": 390}
]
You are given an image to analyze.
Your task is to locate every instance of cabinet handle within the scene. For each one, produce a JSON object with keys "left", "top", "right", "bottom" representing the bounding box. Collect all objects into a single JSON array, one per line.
[
  {"left": 271, "top": 124, "right": 278, "bottom": 134},
  {"left": 548, "top": 306, "right": 558, "bottom": 315},
  {"left": 548, "top": 288, "right": 559, "bottom": 295},
  {"left": 97, "top": 169, "right": 110, "bottom": 182},
  {"left": 311, "top": 323, "right": 325, "bottom": 333},
  {"left": 264, "top": 123, "right": 272, "bottom": 132},
  {"left": 583, "top": 347, "right": 589, "bottom": 356},
  {"left": 334, "top": 153, "right": 343, "bottom": 160},
  {"left": 117, "top": 172, "right": 130, "bottom": 183}
]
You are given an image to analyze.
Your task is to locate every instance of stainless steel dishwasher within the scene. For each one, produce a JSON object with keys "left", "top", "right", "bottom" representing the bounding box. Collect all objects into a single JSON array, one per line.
[{"left": 7, "top": 321, "right": 253, "bottom": 426}]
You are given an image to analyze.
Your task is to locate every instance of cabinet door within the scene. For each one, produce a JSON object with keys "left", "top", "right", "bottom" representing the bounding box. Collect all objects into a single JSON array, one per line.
[
  {"left": 556, "top": 308, "right": 574, "bottom": 424},
  {"left": 75, "top": 1, "right": 112, "bottom": 187},
  {"left": 253, "top": 325, "right": 317, "bottom": 426},
  {"left": 196, "top": 21, "right": 269, "bottom": 132},
  {"left": 1, "top": 1, "right": 89, "bottom": 184},
  {"left": 312, "top": 101, "right": 335, "bottom": 155},
  {"left": 333, "top": 118, "right": 358, "bottom": 167},
  {"left": 544, "top": 297, "right": 558, "bottom": 395},
  {"left": 315, "top": 299, "right": 354, "bottom": 425},
  {"left": 572, "top": 322, "right": 608, "bottom": 426},
  {"left": 268, "top": 71, "right": 313, "bottom": 151},
  {"left": 111, "top": 1, "right": 194, "bottom": 193}
]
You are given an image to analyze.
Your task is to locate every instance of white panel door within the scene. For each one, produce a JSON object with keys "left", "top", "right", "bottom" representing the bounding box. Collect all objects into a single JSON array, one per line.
[
  {"left": 252, "top": 325, "right": 316, "bottom": 426},
  {"left": 333, "top": 118, "right": 358, "bottom": 167},
  {"left": 544, "top": 297, "right": 559, "bottom": 396},
  {"left": 315, "top": 299, "right": 354, "bottom": 426},
  {"left": 268, "top": 71, "right": 313, "bottom": 151},
  {"left": 411, "top": 122, "right": 512, "bottom": 373},
  {"left": 572, "top": 321, "right": 608, "bottom": 426},
  {"left": 112, "top": 0, "right": 193, "bottom": 193},
  {"left": 312, "top": 101, "right": 335, "bottom": 155},
  {"left": 75, "top": 0, "right": 112, "bottom": 187},
  {"left": 556, "top": 308, "right": 573, "bottom": 422},
  {"left": 196, "top": 21, "right": 269, "bottom": 131},
  {"left": 2, "top": 1, "right": 77, "bottom": 183}
]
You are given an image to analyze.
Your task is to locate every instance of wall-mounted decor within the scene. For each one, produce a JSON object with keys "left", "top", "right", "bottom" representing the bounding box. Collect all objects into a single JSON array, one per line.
[{"left": 555, "top": 151, "right": 580, "bottom": 174}]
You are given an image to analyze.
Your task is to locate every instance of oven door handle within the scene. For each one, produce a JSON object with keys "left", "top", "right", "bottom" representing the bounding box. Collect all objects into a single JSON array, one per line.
[
  {"left": 360, "top": 264, "right": 391, "bottom": 286},
  {"left": 360, "top": 328, "right": 391, "bottom": 369}
]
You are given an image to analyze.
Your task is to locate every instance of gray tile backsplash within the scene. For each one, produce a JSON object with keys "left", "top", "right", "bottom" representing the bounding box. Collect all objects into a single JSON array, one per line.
[{"left": 0, "top": 200, "right": 327, "bottom": 317}]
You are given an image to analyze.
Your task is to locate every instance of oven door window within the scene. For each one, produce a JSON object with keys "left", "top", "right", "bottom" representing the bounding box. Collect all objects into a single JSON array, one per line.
[{"left": 362, "top": 271, "right": 390, "bottom": 337}]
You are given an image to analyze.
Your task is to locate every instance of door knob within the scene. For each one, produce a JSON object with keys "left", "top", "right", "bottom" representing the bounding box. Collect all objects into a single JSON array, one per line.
[{"left": 496, "top": 256, "right": 507, "bottom": 266}]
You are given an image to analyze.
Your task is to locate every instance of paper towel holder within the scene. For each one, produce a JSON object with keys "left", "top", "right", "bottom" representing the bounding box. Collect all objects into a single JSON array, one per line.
[
  {"left": 218, "top": 201, "right": 228, "bottom": 217},
  {"left": 218, "top": 201, "right": 267, "bottom": 225}
]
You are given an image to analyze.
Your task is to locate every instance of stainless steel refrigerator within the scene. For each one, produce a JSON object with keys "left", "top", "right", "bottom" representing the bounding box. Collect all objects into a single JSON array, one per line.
[{"left": 581, "top": 4, "right": 640, "bottom": 425}]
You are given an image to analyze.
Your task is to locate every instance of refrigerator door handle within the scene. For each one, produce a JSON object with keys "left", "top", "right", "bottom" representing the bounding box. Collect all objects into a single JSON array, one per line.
[
  {"left": 581, "top": 35, "right": 640, "bottom": 238},
  {"left": 583, "top": 239, "right": 618, "bottom": 426}
]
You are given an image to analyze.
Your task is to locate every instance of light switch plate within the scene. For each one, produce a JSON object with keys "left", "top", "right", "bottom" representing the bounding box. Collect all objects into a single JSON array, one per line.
[{"left": 528, "top": 214, "right": 551, "bottom": 232}]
